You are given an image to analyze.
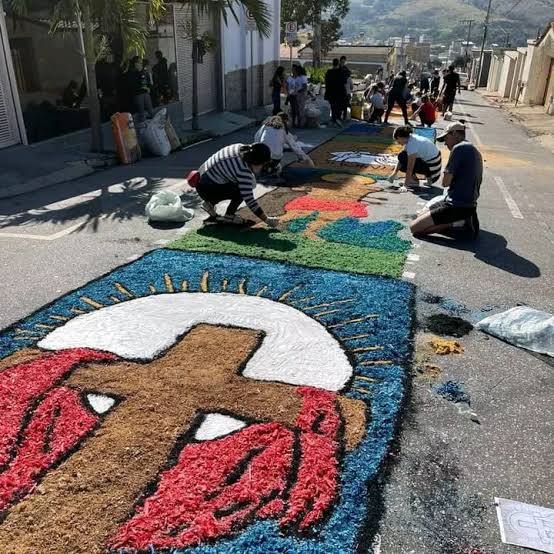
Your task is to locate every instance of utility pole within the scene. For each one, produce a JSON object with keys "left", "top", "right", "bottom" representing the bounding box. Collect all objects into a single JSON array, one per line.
[
  {"left": 477, "top": 0, "right": 492, "bottom": 87},
  {"left": 461, "top": 18, "right": 474, "bottom": 68}
]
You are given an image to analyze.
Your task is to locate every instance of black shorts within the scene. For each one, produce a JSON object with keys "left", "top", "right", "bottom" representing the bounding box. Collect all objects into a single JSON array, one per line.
[{"left": 430, "top": 201, "right": 476, "bottom": 225}]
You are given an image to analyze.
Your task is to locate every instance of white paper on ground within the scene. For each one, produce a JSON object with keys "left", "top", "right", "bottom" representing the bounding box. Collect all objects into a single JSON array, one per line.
[
  {"left": 477, "top": 306, "right": 554, "bottom": 357},
  {"left": 329, "top": 152, "right": 398, "bottom": 167},
  {"left": 495, "top": 497, "right": 554, "bottom": 554}
]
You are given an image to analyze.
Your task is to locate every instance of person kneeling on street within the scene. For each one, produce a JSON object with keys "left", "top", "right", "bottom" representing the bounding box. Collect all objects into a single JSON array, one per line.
[
  {"left": 410, "top": 122, "right": 482, "bottom": 239},
  {"left": 389, "top": 126, "right": 442, "bottom": 188},
  {"left": 197, "top": 143, "right": 279, "bottom": 227},
  {"left": 254, "top": 112, "right": 314, "bottom": 182}
]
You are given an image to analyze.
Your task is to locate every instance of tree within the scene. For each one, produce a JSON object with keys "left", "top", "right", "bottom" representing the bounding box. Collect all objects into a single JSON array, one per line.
[
  {"left": 281, "top": 0, "right": 349, "bottom": 67},
  {"left": 10, "top": 0, "right": 271, "bottom": 150}
]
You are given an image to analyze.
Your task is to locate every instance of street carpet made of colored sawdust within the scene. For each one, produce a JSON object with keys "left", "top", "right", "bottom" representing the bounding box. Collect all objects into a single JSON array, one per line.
[{"left": 0, "top": 123, "right": 415, "bottom": 554}]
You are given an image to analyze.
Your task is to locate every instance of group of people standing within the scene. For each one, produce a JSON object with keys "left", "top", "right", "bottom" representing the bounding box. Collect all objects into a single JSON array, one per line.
[
  {"left": 271, "top": 57, "right": 354, "bottom": 129},
  {"left": 324, "top": 57, "right": 354, "bottom": 127},
  {"left": 270, "top": 64, "right": 309, "bottom": 127},
  {"left": 127, "top": 51, "right": 177, "bottom": 122}
]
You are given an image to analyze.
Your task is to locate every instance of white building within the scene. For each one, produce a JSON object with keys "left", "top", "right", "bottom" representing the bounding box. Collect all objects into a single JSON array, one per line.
[{"left": 485, "top": 22, "right": 554, "bottom": 111}]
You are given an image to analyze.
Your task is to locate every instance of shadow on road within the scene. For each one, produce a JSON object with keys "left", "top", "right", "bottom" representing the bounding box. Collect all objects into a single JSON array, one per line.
[
  {"left": 0, "top": 177, "right": 202, "bottom": 234},
  {"left": 420, "top": 229, "right": 541, "bottom": 278},
  {"left": 456, "top": 100, "right": 498, "bottom": 110}
]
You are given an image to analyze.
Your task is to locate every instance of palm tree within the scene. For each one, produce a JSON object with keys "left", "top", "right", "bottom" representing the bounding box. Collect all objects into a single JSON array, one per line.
[{"left": 9, "top": 0, "right": 271, "bottom": 150}]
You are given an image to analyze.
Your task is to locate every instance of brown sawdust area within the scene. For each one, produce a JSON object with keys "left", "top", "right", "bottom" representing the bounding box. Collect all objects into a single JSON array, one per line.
[
  {"left": 0, "top": 326, "right": 366, "bottom": 554},
  {"left": 242, "top": 171, "right": 385, "bottom": 239}
]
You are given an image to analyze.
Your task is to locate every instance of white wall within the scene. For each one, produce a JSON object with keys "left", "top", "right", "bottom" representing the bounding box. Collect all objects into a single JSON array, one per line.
[
  {"left": 222, "top": 0, "right": 280, "bottom": 73},
  {"left": 498, "top": 51, "right": 517, "bottom": 98}
]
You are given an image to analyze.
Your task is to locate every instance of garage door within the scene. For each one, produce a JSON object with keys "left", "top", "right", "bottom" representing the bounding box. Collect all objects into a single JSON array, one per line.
[
  {"left": 174, "top": 6, "right": 219, "bottom": 119},
  {"left": 0, "top": 20, "right": 21, "bottom": 149}
]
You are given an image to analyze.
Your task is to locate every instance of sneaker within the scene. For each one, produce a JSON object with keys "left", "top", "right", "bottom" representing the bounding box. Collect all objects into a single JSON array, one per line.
[
  {"left": 465, "top": 212, "right": 480, "bottom": 239},
  {"left": 220, "top": 214, "right": 246, "bottom": 225},
  {"left": 201, "top": 201, "right": 217, "bottom": 218}
]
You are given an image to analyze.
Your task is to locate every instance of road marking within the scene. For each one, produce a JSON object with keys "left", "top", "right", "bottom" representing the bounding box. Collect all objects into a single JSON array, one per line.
[
  {"left": 0, "top": 220, "right": 87, "bottom": 241},
  {"left": 494, "top": 176, "right": 524, "bottom": 219},
  {"left": 455, "top": 99, "right": 484, "bottom": 147},
  {"left": 407, "top": 253, "right": 420, "bottom": 262},
  {"left": 402, "top": 271, "right": 416, "bottom": 280},
  {"left": 0, "top": 178, "right": 191, "bottom": 242}
]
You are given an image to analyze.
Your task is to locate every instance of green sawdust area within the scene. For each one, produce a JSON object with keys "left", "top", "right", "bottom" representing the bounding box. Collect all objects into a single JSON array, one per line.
[{"left": 170, "top": 227, "right": 406, "bottom": 278}]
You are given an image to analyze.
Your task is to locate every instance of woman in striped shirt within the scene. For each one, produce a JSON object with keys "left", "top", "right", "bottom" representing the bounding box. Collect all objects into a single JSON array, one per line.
[
  {"left": 388, "top": 126, "right": 442, "bottom": 188},
  {"left": 197, "top": 143, "right": 279, "bottom": 226}
]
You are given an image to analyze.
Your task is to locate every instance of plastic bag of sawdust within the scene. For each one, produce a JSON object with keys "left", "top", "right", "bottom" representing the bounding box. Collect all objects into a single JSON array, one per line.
[
  {"left": 145, "top": 190, "right": 194, "bottom": 223},
  {"left": 143, "top": 109, "right": 171, "bottom": 157},
  {"left": 476, "top": 306, "right": 554, "bottom": 357}
]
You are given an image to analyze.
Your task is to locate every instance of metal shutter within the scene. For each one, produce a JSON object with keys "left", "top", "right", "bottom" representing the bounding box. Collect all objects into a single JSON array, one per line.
[
  {"left": 173, "top": 6, "right": 218, "bottom": 119},
  {"left": 0, "top": 23, "right": 20, "bottom": 149}
]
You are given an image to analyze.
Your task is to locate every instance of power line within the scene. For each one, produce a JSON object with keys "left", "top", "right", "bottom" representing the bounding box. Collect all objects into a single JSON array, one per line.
[
  {"left": 503, "top": 0, "right": 524, "bottom": 17},
  {"left": 477, "top": 0, "right": 492, "bottom": 87}
]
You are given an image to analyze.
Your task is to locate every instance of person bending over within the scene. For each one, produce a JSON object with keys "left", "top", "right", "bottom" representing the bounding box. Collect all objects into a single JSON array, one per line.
[
  {"left": 197, "top": 143, "right": 279, "bottom": 227},
  {"left": 255, "top": 112, "right": 314, "bottom": 180},
  {"left": 410, "top": 122, "right": 482, "bottom": 238},
  {"left": 412, "top": 95, "right": 437, "bottom": 127},
  {"left": 389, "top": 126, "right": 442, "bottom": 188}
]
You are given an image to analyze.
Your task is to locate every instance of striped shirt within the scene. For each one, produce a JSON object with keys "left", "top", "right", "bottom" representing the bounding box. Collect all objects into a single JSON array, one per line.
[{"left": 199, "top": 144, "right": 263, "bottom": 217}]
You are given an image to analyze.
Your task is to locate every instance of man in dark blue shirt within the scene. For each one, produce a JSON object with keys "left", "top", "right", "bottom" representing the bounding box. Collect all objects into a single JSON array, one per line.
[{"left": 410, "top": 122, "right": 483, "bottom": 238}]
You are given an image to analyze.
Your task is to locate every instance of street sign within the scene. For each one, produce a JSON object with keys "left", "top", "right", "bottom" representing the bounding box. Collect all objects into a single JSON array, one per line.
[
  {"left": 285, "top": 32, "right": 298, "bottom": 44},
  {"left": 245, "top": 9, "right": 257, "bottom": 32},
  {"left": 285, "top": 21, "right": 297, "bottom": 33}
]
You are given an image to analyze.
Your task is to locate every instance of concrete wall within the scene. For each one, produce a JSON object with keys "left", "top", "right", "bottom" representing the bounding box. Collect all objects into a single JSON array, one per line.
[
  {"left": 221, "top": 0, "right": 280, "bottom": 111},
  {"left": 224, "top": 60, "right": 277, "bottom": 111},
  {"left": 498, "top": 51, "right": 517, "bottom": 98},
  {"left": 509, "top": 49, "right": 527, "bottom": 100},
  {"left": 487, "top": 53, "right": 504, "bottom": 92},
  {"left": 521, "top": 29, "right": 554, "bottom": 106}
]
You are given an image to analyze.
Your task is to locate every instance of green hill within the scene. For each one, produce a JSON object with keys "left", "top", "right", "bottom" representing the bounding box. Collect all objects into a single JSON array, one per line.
[{"left": 341, "top": 0, "right": 553, "bottom": 47}]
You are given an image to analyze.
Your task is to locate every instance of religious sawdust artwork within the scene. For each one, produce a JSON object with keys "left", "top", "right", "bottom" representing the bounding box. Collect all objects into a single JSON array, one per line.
[{"left": 0, "top": 122, "right": 415, "bottom": 554}]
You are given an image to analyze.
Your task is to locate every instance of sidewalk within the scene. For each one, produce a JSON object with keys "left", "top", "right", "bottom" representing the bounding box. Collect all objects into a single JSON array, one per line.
[
  {"left": 0, "top": 105, "right": 255, "bottom": 200},
  {"left": 479, "top": 91, "right": 554, "bottom": 154}
]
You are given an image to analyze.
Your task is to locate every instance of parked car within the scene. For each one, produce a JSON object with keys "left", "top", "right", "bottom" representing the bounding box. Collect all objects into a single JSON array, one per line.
[{"left": 459, "top": 72, "right": 469, "bottom": 89}]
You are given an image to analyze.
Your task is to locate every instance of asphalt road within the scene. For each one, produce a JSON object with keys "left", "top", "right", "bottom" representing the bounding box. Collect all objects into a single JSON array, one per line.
[
  {"left": 375, "top": 92, "right": 554, "bottom": 554},
  {"left": 0, "top": 92, "right": 552, "bottom": 554}
]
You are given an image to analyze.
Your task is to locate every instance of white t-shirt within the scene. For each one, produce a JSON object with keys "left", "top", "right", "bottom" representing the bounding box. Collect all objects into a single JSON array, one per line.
[
  {"left": 405, "top": 134, "right": 440, "bottom": 162},
  {"left": 254, "top": 124, "right": 307, "bottom": 161}
]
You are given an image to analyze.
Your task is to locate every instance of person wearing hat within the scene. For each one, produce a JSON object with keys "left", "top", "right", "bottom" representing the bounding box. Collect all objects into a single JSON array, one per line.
[
  {"left": 197, "top": 143, "right": 279, "bottom": 226},
  {"left": 410, "top": 121, "right": 483, "bottom": 238}
]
